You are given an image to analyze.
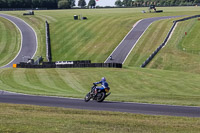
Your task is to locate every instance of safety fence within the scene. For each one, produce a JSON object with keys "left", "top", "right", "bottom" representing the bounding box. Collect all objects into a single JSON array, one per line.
[
  {"left": 15, "top": 60, "right": 122, "bottom": 68},
  {"left": 46, "top": 21, "right": 52, "bottom": 62},
  {"left": 141, "top": 15, "right": 200, "bottom": 68}
]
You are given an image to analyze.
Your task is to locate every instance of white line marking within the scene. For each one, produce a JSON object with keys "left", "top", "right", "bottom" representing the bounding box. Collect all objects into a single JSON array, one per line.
[
  {"left": 0, "top": 15, "right": 23, "bottom": 68},
  {"left": 0, "top": 14, "right": 38, "bottom": 68},
  {"left": 163, "top": 22, "right": 178, "bottom": 48},
  {"left": 104, "top": 19, "right": 143, "bottom": 63},
  {"left": 122, "top": 20, "right": 154, "bottom": 64}
]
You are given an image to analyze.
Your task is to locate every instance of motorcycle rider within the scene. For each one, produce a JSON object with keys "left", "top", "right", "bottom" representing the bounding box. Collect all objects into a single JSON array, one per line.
[{"left": 93, "top": 77, "right": 109, "bottom": 95}]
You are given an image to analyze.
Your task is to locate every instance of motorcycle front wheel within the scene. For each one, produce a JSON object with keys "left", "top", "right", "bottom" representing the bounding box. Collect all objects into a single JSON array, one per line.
[{"left": 84, "top": 93, "right": 91, "bottom": 102}]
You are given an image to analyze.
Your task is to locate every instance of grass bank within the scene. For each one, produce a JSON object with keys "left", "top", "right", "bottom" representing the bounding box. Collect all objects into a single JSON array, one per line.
[
  {"left": 0, "top": 7, "right": 200, "bottom": 106},
  {"left": 2, "top": 7, "right": 200, "bottom": 62},
  {"left": 0, "top": 67, "right": 200, "bottom": 106},
  {"left": 125, "top": 18, "right": 176, "bottom": 67},
  {"left": 0, "top": 17, "right": 20, "bottom": 67},
  {"left": 146, "top": 18, "right": 200, "bottom": 74},
  {"left": 0, "top": 103, "right": 199, "bottom": 133}
]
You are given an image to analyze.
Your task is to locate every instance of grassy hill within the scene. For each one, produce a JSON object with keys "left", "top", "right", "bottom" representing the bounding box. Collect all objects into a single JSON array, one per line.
[
  {"left": 124, "top": 11, "right": 200, "bottom": 74},
  {"left": 3, "top": 7, "right": 200, "bottom": 62},
  {"left": 1, "top": 7, "right": 200, "bottom": 132},
  {"left": 0, "top": 7, "right": 200, "bottom": 106},
  {"left": 1, "top": 67, "right": 200, "bottom": 106},
  {"left": 0, "top": 17, "right": 20, "bottom": 67},
  {"left": 124, "top": 18, "right": 176, "bottom": 67},
  {"left": 147, "top": 18, "right": 200, "bottom": 73}
]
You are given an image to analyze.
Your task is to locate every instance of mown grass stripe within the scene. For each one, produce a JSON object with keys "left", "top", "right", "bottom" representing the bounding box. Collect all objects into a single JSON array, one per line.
[
  {"left": 52, "top": 17, "right": 109, "bottom": 61},
  {"left": 67, "top": 17, "right": 114, "bottom": 60},
  {"left": 71, "top": 17, "right": 112, "bottom": 59},
  {"left": 51, "top": 20, "right": 92, "bottom": 59},
  {"left": 24, "top": 69, "right": 56, "bottom": 94},
  {"left": 44, "top": 69, "right": 77, "bottom": 94},
  {"left": 124, "top": 19, "right": 175, "bottom": 67},
  {"left": 0, "top": 69, "right": 32, "bottom": 93},
  {"left": 1, "top": 103, "right": 200, "bottom": 133},
  {"left": 1, "top": 8, "right": 200, "bottom": 106},
  {"left": 0, "top": 20, "right": 6, "bottom": 54},
  {"left": 1, "top": 67, "right": 200, "bottom": 106},
  {"left": 0, "top": 16, "right": 20, "bottom": 67},
  {"left": 148, "top": 18, "right": 200, "bottom": 73},
  {"left": 33, "top": 69, "right": 67, "bottom": 94}
]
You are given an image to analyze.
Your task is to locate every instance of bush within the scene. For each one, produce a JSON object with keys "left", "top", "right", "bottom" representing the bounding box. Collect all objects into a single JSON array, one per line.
[{"left": 58, "top": 0, "right": 71, "bottom": 9}]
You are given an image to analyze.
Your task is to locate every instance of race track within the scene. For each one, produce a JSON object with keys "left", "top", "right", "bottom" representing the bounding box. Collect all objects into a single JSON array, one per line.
[
  {"left": 0, "top": 14, "right": 37, "bottom": 68},
  {"left": 0, "top": 14, "right": 199, "bottom": 117},
  {"left": 0, "top": 91, "right": 200, "bottom": 117},
  {"left": 105, "top": 16, "right": 182, "bottom": 64}
]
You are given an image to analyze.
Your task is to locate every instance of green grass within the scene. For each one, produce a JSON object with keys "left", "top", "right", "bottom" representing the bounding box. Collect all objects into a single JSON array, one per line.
[
  {"left": 0, "top": 103, "right": 199, "bottom": 133},
  {"left": 2, "top": 7, "right": 200, "bottom": 62},
  {"left": 0, "top": 17, "right": 20, "bottom": 67},
  {"left": 1, "top": 7, "right": 200, "bottom": 131},
  {"left": 146, "top": 18, "right": 200, "bottom": 73},
  {"left": 125, "top": 13, "right": 200, "bottom": 74},
  {"left": 0, "top": 7, "right": 200, "bottom": 106},
  {"left": 1, "top": 67, "right": 200, "bottom": 106},
  {"left": 124, "top": 18, "right": 176, "bottom": 67}
]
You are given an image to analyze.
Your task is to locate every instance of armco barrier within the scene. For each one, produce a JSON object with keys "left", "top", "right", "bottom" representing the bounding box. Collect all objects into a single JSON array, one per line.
[
  {"left": 15, "top": 61, "right": 122, "bottom": 68},
  {"left": 46, "top": 21, "right": 52, "bottom": 62},
  {"left": 56, "top": 63, "right": 122, "bottom": 68},
  {"left": 55, "top": 60, "right": 91, "bottom": 65},
  {"left": 141, "top": 15, "right": 200, "bottom": 68}
]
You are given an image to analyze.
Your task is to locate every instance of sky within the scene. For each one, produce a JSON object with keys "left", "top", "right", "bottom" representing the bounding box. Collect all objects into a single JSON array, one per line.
[{"left": 75, "top": 0, "right": 116, "bottom": 7}]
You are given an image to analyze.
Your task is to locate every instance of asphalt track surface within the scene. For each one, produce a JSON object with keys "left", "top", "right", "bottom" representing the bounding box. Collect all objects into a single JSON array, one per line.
[
  {"left": 105, "top": 16, "right": 182, "bottom": 64},
  {"left": 0, "top": 14, "right": 37, "bottom": 68},
  {"left": 0, "top": 15, "right": 199, "bottom": 117},
  {"left": 0, "top": 91, "right": 200, "bottom": 117}
]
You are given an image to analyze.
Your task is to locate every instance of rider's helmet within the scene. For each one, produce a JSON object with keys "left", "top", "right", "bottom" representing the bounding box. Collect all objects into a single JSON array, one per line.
[{"left": 101, "top": 77, "right": 106, "bottom": 82}]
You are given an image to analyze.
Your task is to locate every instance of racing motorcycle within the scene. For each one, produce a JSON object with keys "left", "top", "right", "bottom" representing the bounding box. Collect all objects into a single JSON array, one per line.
[{"left": 84, "top": 84, "right": 111, "bottom": 102}]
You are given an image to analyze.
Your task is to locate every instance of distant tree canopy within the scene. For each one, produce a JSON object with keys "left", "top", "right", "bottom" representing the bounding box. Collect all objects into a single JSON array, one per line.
[
  {"left": 115, "top": 0, "right": 200, "bottom": 7},
  {"left": 78, "top": 0, "right": 86, "bottom": 8},
  {"left": 1, "top": 0, "right": 199, "bottom": 9},
  {"left": 0, "top": 0, "right": 75, "bottom": 9},
  {"left": 115, "top": 0, "right": 123, "bottom": 7},
  {"left": 88, "top": 0, "right": 96, "bottom": 8}
]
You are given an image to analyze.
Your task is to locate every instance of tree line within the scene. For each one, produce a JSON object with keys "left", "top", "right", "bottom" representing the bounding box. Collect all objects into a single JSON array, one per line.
[
  {"left": 0, "top": 0, "right": 96, "bottom": 9},
  {"left": 1, "top": 0, "right": 199, "bottom": 9},
  {"left": 115, "top": 0, "right": 200, "bottom": 7}
]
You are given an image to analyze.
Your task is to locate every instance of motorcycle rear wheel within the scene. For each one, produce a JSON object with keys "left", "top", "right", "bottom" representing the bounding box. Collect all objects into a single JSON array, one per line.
[{"left": 96, "top": 92, "right": 106, "bottom": 102}]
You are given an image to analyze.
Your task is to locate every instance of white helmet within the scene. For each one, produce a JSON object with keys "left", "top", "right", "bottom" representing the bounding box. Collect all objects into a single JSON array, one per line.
[{"left": 101, "top": 77, "right": 106, "bottom": 81}]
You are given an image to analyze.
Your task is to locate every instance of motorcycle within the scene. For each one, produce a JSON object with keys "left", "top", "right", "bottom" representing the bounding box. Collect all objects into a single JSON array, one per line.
[{"left": 84, "top": 84, "right": 111, "bottom": 102}]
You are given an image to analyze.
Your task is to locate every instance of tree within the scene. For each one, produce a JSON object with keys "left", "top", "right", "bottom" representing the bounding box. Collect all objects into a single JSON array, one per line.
[
  {"left": 115, "top": 0, "right": 122, "bottom": 7},
  {"left": 32, "top": 0, "right": 40, "bottom": 8},
  {"left": 23, "top": 0, "right": 32, "bottom": 8},
  {"left": 58, "top": 0, "right": 71, "bottom": 8},
  {"left": 0, "top": 0, "right": 8, "bottom": 8},
  {"left": 78, "top": 0, "right": 86, "bottom": 8},
  {"left": 88, "top": 0, "right": 96, "bottom": 8},
  {"left": 122, "top": 0, "right": 132, "bottom": 7},
  {"left": 71, "top": 0, "right": 75, "bottom": 7},
  {"left": 194, "top": 0, "right": 200, "bottom": 4}
]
